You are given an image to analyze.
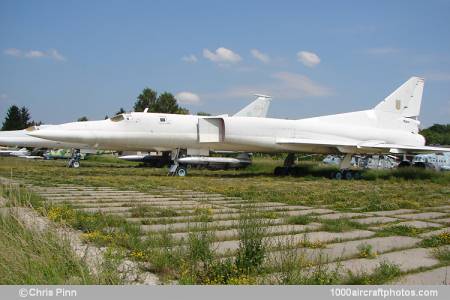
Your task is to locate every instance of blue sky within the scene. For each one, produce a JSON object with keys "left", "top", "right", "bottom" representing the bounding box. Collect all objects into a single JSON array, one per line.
[{"left": 1, "top": 0, "right": 449, "bottom": 127}]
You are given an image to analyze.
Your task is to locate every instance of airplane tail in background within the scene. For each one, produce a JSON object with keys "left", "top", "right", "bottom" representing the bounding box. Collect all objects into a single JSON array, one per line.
[
  {"left": 233, "top": 94, "right": 272, "bottom": 118},
  {"left": 374, "top": 76, "right": 424, "bottom": 119}
]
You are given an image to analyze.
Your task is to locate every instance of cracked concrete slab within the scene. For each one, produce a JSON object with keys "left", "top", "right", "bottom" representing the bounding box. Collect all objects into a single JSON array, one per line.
[
  {"left": 396, "top": 212, "right": 448, "bottom": 220},
  {"left": 395, "top": 220, "right": 443, "bottom": 229},
  {"left": 328, "top": 248, "right": 439, "bottom": 276},
  {"left": 352, "top": 216, "right": 398, "bottom": 225},
  {"left": 213, "top": 230, "right": 375, "bottom": 254},
  {"left": 394, "top": 266, "right": 450, "bottom": 285},
  {"left": 170, "top": 222, "right": 323, "bottom": 241},
  {"left": 319, "top": 212, "right": 370, "bottom": 220},
  {"left": 268, "top": 236, "right": 420, "bottom": 264},
  {"left": 419, "top": 228, "right": 450, "bottom": 238},
  {"left": 368, "top": 209, "right": 417, "bottom": 216}
]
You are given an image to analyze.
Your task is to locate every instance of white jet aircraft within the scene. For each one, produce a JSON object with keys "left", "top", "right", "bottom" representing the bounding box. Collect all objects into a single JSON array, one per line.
[
  {"left": 0, "top": 125, "right": 90, "bottom": 149},
  {"left": 28, "top": 77, "right": 449, "bottom": 178}
]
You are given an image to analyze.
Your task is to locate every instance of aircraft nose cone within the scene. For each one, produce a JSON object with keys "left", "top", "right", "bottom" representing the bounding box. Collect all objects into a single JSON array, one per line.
[{"left": 26, "top": 128, "right": 93, "bottom": 144}]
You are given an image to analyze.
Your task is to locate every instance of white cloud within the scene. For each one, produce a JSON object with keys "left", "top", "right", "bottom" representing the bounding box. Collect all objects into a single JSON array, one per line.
[
  {"left": 218, "top": 71, "right": 331, "bottom": 100},
  {"left": 25, "top": 50, "right": 45, "bottom": 58},
  {"left": 4, "top": 48, "right": 22, "bottom": 57},
  {"left": 182, "top": 54, "right": 198, "bottom": 63},
  {"left": 175, "top": 92, "right": 201, "bottom": 104},
  {"left": 250, "top": 49, "right": 270, "bottom": 63},
  {"left": 272, "top": 72, "right": 331, "bottom": 96},
  {"left": 203, "top": 47, "right": 242, "bottom": 64},
  {"left": 47, "top": 49, "right": 66, "bottom": 61},
  {"left": 3, "top": 48, "right": 66, "bottom": 61},
  {"left": 297, "top": 51, "right": 321, "bottom": 67},
  {"left": 367, "top": 47, "right": 400, "bottom": 55}
]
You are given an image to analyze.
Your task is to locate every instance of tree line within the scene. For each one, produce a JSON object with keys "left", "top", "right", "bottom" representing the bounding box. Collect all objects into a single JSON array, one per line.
[
  {"left": 420, "top": 124, "right": 450, "bottom": 145},
  {"left": 2, "top": 87, "right": 205, "bottom": 130}
]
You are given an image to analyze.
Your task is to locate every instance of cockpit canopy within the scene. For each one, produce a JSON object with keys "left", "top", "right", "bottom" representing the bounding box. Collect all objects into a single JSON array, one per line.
[{"left": 110, "top": 114, "right": 125, "bottom": 122}]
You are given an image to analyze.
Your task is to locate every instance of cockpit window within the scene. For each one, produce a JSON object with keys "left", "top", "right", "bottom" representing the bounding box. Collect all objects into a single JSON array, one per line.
[
  {"left": 159, "top": 117, "right": 167, "bottom": 123},
  {"left": 110, "top": 114, "right": 125, "bottom": 122}
]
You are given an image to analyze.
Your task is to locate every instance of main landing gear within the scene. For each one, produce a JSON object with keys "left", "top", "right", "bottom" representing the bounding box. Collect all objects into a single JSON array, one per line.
[
  {"left": 330, "top": 153, "right": 361, "bottom": 180},
  {"left": 273, "top": 153, "right": 297, "bottom": 176},
  {"left": 274, "top": 153, "right": 362, "bottom": 180},
  {"left": 330, "top": 169, "right": 361, "bottom": 180}
]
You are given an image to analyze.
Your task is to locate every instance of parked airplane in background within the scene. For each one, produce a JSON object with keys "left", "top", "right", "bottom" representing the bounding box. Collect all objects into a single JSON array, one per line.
[
  {"left": 0, "top": 147, "right": 30, "bottom": 157},
  {"left": 412, "top": 153, "right": 450, "bottom": 171},
  {"left": 28, "top": 77, "right": 450, "bottom": 178},
  {"left": 0, "top": 147, "right": 44, "bottom": 160},
  {"left": 323, "top": 155, "right": 399, "bottom": 169}
]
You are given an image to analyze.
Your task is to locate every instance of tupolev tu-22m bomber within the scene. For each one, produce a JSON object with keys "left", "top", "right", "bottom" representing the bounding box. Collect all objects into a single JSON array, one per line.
[{"left": 28, "top": 77, "right": 450, "bottom": 178}]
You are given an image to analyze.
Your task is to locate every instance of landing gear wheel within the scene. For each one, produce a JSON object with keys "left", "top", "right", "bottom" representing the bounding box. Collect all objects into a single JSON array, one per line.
[
  {"left": 274, "top": 166, "right": 283, "bottom": 176},
  {"left": 274, "top": 166, "right": 289, "bottom": 176},
  {"left": 344, "top": 171, "right": 353, "bottom": 180},
  {"left": 72, "top": 161, "right": 80, "bottom": 168},
  {"left": 176, "top": 165, "right": 187, "bottom": 177},
  {"left": 334, "top": 171, "right": 343, "bottom": 180},
  {"left": 398, "top": 161, "right": 411, "bottom": 168}
]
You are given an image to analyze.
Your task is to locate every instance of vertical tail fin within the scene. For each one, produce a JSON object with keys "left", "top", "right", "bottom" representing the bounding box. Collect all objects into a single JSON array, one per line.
[
  {"left": 374, "top": 77, "right": 424, "bottom": 119},
  {"left": 233, "top": 94, "right": 272, "bottom": 117}
]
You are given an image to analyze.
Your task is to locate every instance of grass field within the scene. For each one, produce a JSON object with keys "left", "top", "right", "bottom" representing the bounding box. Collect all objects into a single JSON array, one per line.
[
  {"left": 0, "top": 156, "right": 449, "bottom": 284},
  {"left": 0, "top": 156, "right": 449, "bottom": 212}
]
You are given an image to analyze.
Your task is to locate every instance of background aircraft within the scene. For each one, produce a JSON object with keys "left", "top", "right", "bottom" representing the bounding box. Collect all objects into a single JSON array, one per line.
[{"left": 412, "top": 153, "right": 450, "bottom": 171}]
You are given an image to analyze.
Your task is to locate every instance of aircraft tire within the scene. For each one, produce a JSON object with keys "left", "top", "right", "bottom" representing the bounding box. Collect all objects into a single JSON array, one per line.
[
  {"left": 176, "top": 166, "right": 188, "bottom": 177},
  {"left": 289, "top": 166, "right": 300, "bottom": 176},
  {"left": 72, "top": 161, "right": 80, "bottom": 168},
  {"left": 274, "top": 167, "right": 283, "bottom": 176},
  {"left": 344, "top": 171, "right": 353, "bottom": 180},
  {"left": 398, "top": 161, "right": 411, "bottom": 168},
  {"left": 334, "top": 172, "right": 343, "bottom": 180}
]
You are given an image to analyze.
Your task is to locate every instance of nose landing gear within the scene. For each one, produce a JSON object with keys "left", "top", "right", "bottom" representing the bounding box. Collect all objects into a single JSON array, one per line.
[
  {"left": 67, "top": 149, "right": 81, "bottom": 168},
  {"left": 168, "top": 149, "right": 188, "bottom": 176}
]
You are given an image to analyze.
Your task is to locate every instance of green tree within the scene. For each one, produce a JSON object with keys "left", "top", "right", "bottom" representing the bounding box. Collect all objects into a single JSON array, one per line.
[
  {"left": 116, "top": 108, "right": 126, "bottom": 115},
  {"left": 134, "top": 88, "right": 157, "bottom": 112},
  {"left": 154, "top": 92, "right": 180, "bottom": 114},
  {"left": 133, "top": 88, "right": 189, "bottom": 114},
  {"left": 2, "top": 105, "right": 32, "bottom": 130},
  {"left": 19, "top": 107, "right": 31, "bottom": 128},
  {"left": 176, "top": 107, "right": 190, "bottom": 115},
  {"left": 420, "top": 124, "right": 450, "bottom": 145},
  {"left": 77, "top": 116, "right": 88, "bottom": 122},
  {"left": 197, "top": 112, "right": 211, "bottom": 116}
]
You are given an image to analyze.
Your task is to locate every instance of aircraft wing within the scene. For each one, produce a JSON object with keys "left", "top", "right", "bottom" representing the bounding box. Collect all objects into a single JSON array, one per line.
[
  {"left": 276, "top": 138, "right": 450, "bottom": 154},
  {"left": 360, "top": 143, "right": 450, "bottom": 154}
]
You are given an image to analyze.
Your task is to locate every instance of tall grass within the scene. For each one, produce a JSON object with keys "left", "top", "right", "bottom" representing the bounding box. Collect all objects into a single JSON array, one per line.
[
  {"left": 0, "top": 214, "right": 95, "bottom": 284},
  {"left": 235, "top": 209, "right": 269, "bottom": 274}
]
